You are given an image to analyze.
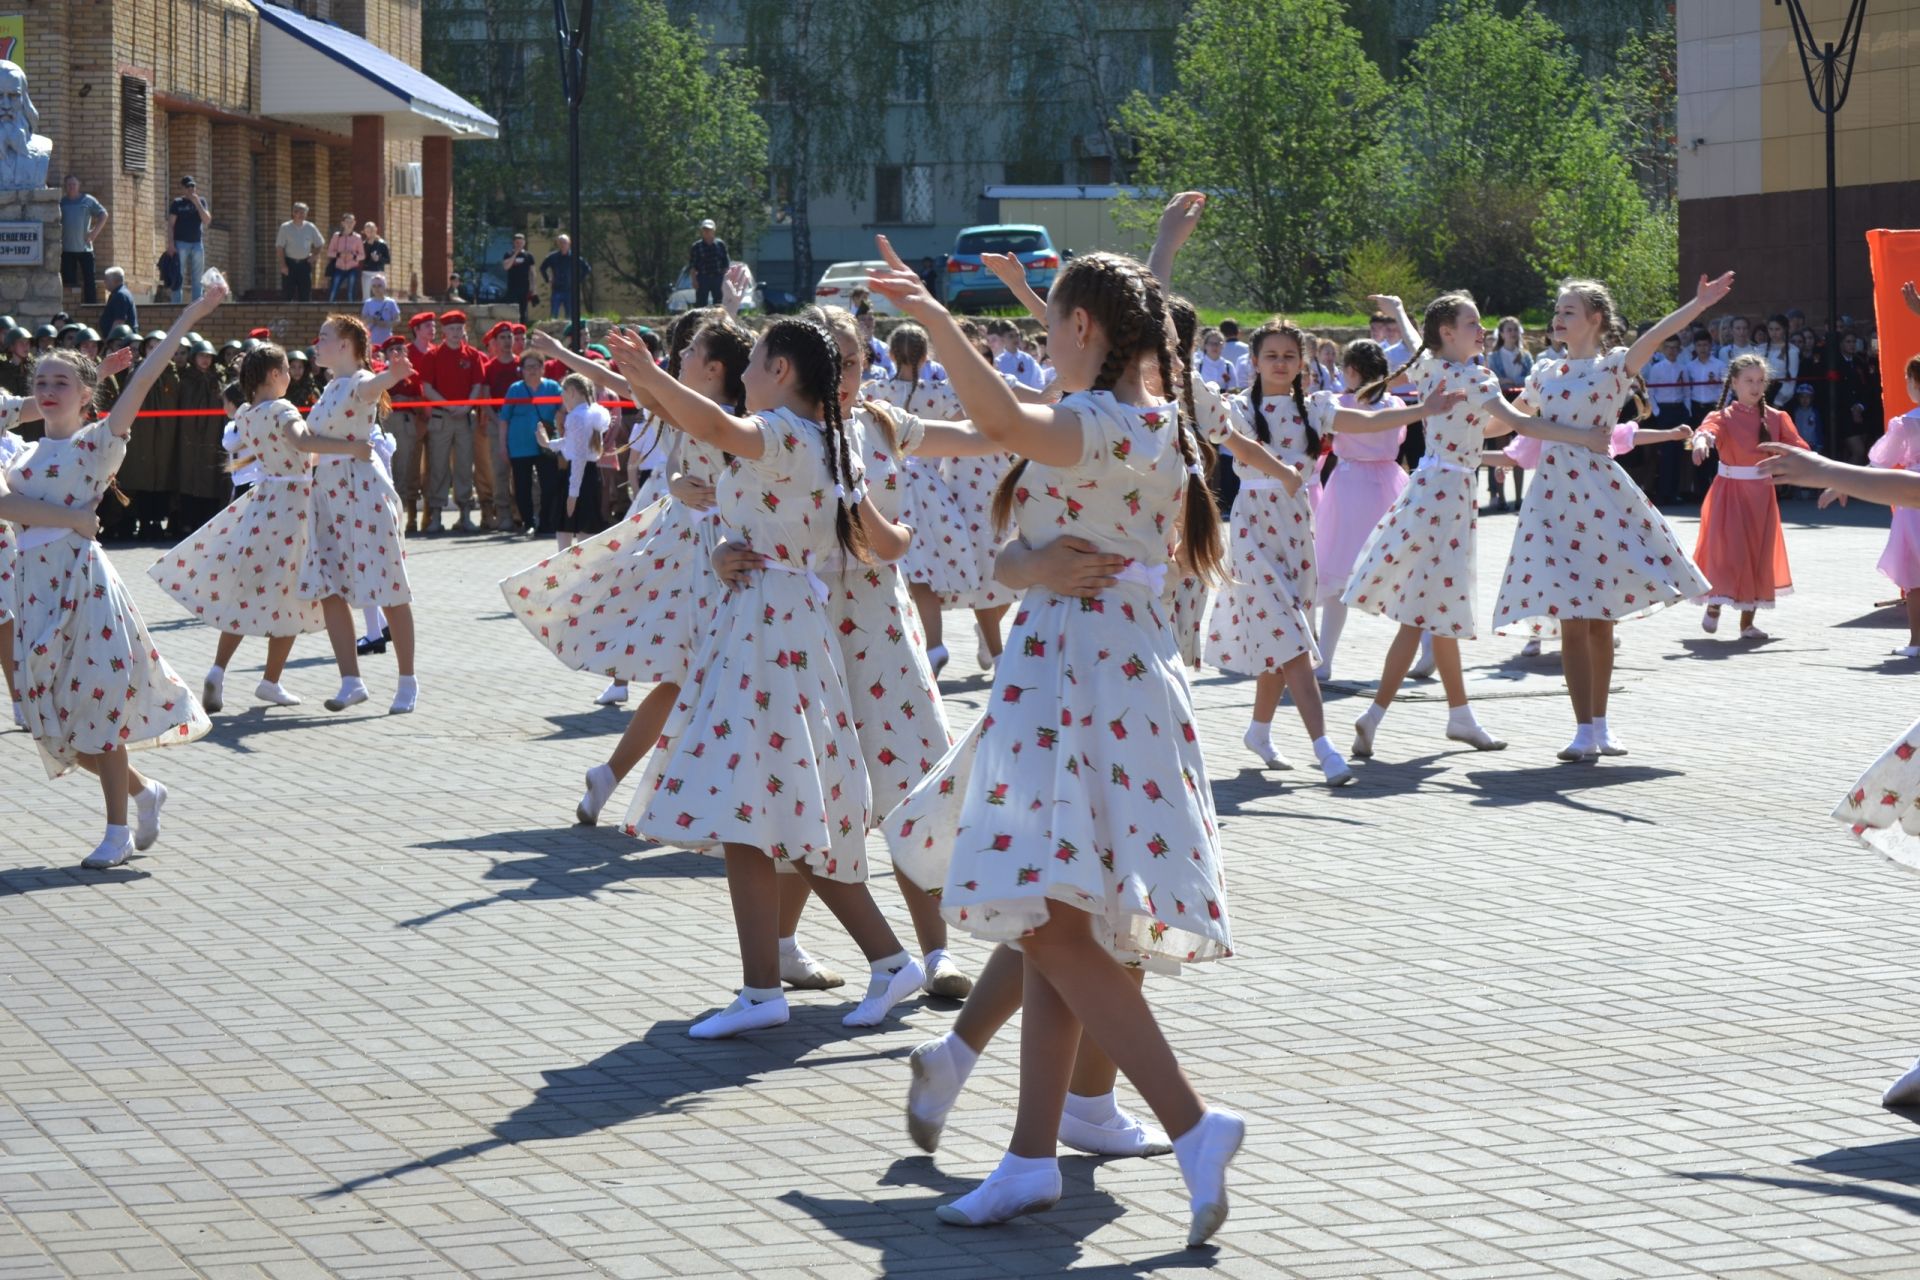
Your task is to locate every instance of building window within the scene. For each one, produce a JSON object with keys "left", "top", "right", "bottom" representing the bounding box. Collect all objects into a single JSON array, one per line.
[
  {"left": 875, "top": 164, "right": 932, "bottom": 225},
  {"left": 892, "top": 44, "right": 931, "bottom": 103},
  {"left": 120, "top": 75, "right": 149, "bottom": 174},
  {"left": 769, "top": 165, "right": 793, "bottom": 225}
]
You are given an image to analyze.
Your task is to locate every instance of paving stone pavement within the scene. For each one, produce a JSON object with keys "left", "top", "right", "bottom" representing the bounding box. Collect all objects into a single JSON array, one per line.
[{"left": 5, "top": 500, "right": 1920, "bottom": 1280}]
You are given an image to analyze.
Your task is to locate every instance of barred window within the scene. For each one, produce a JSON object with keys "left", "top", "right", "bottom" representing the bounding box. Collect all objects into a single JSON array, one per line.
[{"left": 121, "top": 75, "right": 149, "bottom": 174}]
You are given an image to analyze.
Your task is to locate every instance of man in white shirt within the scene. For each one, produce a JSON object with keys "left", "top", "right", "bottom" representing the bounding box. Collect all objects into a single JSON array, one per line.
[
  {"left": 1219, "top": 319, "right": 1251, "bottom": 387},
  {"left": 1679, "top": 329, "right": 1725, "bottom": 426},
  {"left": 987, "top": 319, "right": 1044, "bottom": 390},
  {"left": 1645, "top": 334, "right": 1691, "bottom": 503},
  {"left": 275, "top": 201, "right": 327, "bottom": 302}
]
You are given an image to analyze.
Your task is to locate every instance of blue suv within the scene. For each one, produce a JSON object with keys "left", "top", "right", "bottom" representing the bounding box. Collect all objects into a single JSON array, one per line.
[{"left": 944, "top": 224, "right": 1060, "bottom": 312}]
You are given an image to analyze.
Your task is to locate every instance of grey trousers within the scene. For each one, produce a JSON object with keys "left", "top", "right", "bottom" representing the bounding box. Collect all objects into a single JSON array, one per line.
[{"left": 426, "top": 408, "right": 475, "bottom": 512}]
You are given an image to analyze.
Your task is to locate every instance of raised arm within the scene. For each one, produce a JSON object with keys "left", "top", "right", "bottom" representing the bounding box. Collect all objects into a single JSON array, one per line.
[
  {"left": 530, "top": 328, "right": 635, "bottom": 401},
  {"left": 980, "top": 253, "right": 1048, "bottom": 324},
  {"left": 868, "top": 235, "right": 1082, "bottom": 467},
  {"left": 605, "top": 330, "right": 764, "bottom": 459},
  {"left": 722, "top": 262, "right": 754, "bottom": 320},
  {"left": 1627, "top": 272, "right": 1735, "bottom": 375},
  {"left": 1367, "top": 295, "right": 1419, "bottom": 353},
  {"left": 106, "top": 282, "right": 225, "bottom": 437},
  {"left": 351, "top": 343, "right": 415, "bottom": 407},
  {"left": 1146, "top": 191, "right": 1205, "bottom": 288}
]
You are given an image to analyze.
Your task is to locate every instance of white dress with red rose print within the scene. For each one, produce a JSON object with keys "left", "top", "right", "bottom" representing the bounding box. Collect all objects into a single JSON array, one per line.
[
  {"left": 1833, "top": 717, "right": 1920, "bottom": 873},
  {"left": 625, "top": 408, "right": 874, "bottom": 880},
  {"left": 1342, "top": 356, "right": 1503, "bottom": 638},
  {"left": 296, "top": 370, "right": 412, "bottom": 609},
  {"left": 885, "top": 392, "right": 1231, "bottom": 972},
  {"left": 1493, "top": 349, "right": 1708, "bottom": 636},
  {"left": 0, "top": 402, "right": 25, "bottom": 629},
  {"left": 1157, "top": 378, "right": 1242, "bottom": 669},
  {"left": 824, "top": 405, "right": 953, "bottom": 815},
  {"left": 910, "top": 377, "right": 1018, "bottom": 611},
  {"left": 148, "top": 399, "right": 326, "bottom": 637},
  {"left": 1201, "top": 385, "right": 1334, "bottom": 674},
  {"left": 6, "top": 420, "right": 211, "bottom": 777},
  {"left": 501, "top": 426, "right": 723, "bottom": 687},
  {"left": 865, "top": 378, "right": 982, "bottom": 600}
]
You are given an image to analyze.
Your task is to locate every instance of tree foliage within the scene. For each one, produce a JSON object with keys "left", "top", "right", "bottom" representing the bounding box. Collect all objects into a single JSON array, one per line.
[{"left": 1121, "top": 0, "right": 1390, "bottom": 310}]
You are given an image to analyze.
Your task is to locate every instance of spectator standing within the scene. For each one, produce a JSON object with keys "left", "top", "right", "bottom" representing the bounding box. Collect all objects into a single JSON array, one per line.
[
  {"left": 1219, "top": 318, "right": 1251, "bottom": 385},
  {"left": 1644, "top": 334, "right": 1693, "bottom": 503},
  {"left": 985, "top": 319, "right": 1043, "bottom": 389},
  {"left": 481, "top": 321, "right": 521, "bottom": 531},
  {"left": 501, "top": 232, "right": 536, "bottom": 324},
  {"left": 1195, "top": 328, "right": 1237, "bottom": 390},
  {"left": 326, "top": 212, "right": 364, "bottom": 303},
  {"left": 1760, "top": 314, "right": 1800, "bottom": 408},
  {"left": 168, "top": 176, "right": 212, "bottom": 302},
  {"left": 59, "top": 174, "right": 107, "bottom": 304},
  {"left": 359, "top": 221, "right": 391, "bottom": 298},
  {"left": 97, "top": 266, "right": 137, "bottom": 335},
  {"left": 422, "top": 309, "right": 487, "bottom": 534},
  {"left": 392, "top": 312, "right": 438, "bottom": 533},
  {"left": 361, "top": 275, "right": 401, "bottom": 348},
  {"left": 500, "top": 354, "right": 562, "bottom": 537},
  {"left": 275, "top": 202, "right": 326, "bottom": 302},
  {"left": 689, "top": 219, "right": 729, "bottom": 308},
  {"left": 1681, "top": 329, "right": 1724, "bottom": 429},
  {"left": 540, "top": 234, "right": 589, "bottom": 320}
]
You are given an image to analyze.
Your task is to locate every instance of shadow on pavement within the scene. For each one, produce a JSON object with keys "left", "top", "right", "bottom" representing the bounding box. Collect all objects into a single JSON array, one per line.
[
  {"left": 398, "top": 830, "right": 718, "bottom": 927},
  {"left": 778, "top": 1154, "right": 1218, "bottom": 1277},
  {"left": 1682, "top": 1133, "right": 1920, "bottom": 1217},
  {"left": 322, "top": 1007, "right": 905, "bottom": 1198},
  {"left": 0, "top": 862, "right": 154, "bottom": 891}
]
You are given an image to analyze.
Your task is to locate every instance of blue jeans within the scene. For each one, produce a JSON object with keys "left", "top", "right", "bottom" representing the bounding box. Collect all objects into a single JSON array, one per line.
[
  {"left": 327, "top": 266, "right": 358, "bottom": 303},
  {"left": 549, "top": 292, "right": 571, "bottom": 320},
  {"left": 174, "top": 241, "right": 205, "bottom": 302}
]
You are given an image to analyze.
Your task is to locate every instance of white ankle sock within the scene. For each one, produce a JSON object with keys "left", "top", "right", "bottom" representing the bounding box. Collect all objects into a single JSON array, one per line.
[
  {"left": 338, "top": 676, "right": 366, "bottom": 695},
  {"left": 362, "top": 608, "right": 383, "bottom": 640},
  {"left": 778, "top": 933, "right": 802, "bottom": 955},
  {"left": 1447, "top": 705, "right": 1480, "bottom": 735},
  {"left": 741, "top": 984, "right": 783, "bottom": 1004},
  {"left": 941, "top": 1032, "right": 981, "bottom": 1078},
  {"left": 1064, "top": 1090, "right": 1120, "bottom": 1125},
  {"left": 923, "top": 946, "right": 949, "bottom": 972},
  {"left": 1311, "top": 734, "right": 1335, "bottom": 756},
  {"left": 994, "top": 1152, "right": 1057, "bottom": 1179},
  {"left": 206, "top": 664, "right": 224, "bottom": 682},
  {"left": 867, "top": 950, "right": 911, "bottom": 987},
  {"left": 1243, "top": 719, "right": 1276, "bottom": 760},
  {"left": 1593, "top": 715, "right": 1609, "bottom": 740},
  {"left": 1357, "top": 703, "right": 1385, "bottom": 733}
]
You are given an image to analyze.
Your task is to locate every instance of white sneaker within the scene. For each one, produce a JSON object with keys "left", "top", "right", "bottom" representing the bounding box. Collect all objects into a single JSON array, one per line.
[
  {"left": 1177, "top": 1109, "right": 1246, "bottom": 1248},
  {"left": 935, "top": 1162, "right": 1063, "bottom": 1227},
  {"left": 254, "top": 680, "right": 302, "bottom": 707},
  {"left": 925, "top": 644, "right": 949, "bottom": 678},
  {"left": 1520, "top": 638, "right": 1542, "bottom": 658},
  {"left": 688, "top": 992, "right": 789, "bottom": 1040},
  {"left": 201, "top": 674, "right": 224, "bottom": 714},
  {"left": 388, "top": 677, "right": 418, "bottom": 715},
  {"left": 594, "top": 681, "right": 628, "bottom": 706},
  {"left": 1702, "top": 608, "right": 1720, "bottom": 634},
  {"left": 974, "top": 621, "right": 996, "bottom": 672},
  {"left": 1557, "top": 727, "right": 1600, "bottom": 762},
  {"left": 82, "top": 827, "right": 134, "bottom": 870},
  {"left": 1059, "top": 1107, "right": 1173, "bottom": 1157},
  {"left": 1883, "top": 1057, "right": 1920, "bottom": 1108},
  {"left": 132, "top": 780, "right": 167, "bottom": 852},
  {"left": 1892, "top": 645, "right": 1920, "bottom": 659},
  {"left": 779, "top": 941, "right": 845, "bottom": 990},
  {"left": 907, "top": 1038, "right": 970, "bottom": 1153},
  {"left": 843, "top": 958, "right": 925, "bottom": 1027},
  {"left": 576, "top": 763, "right": 616, "bottom": 826},
  {"left": 324, "top": 680, "right": 369, "bottom": 712}
]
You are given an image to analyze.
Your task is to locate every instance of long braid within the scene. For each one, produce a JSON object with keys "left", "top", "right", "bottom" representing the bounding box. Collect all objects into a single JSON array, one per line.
[
  {"left": 1149, "top": 288, "right": 1224, "bottom": 582},
  {"left": 1357, "top": 291, "right": 1477, "bottom": 403},
  {"left": 1249, "top": 370, "right": 1269, "bottom": 443}
]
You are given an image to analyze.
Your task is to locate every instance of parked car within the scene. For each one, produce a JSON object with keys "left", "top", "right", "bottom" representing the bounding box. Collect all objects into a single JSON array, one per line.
[
  {"left": 665, "top": 265, "right": 764, "bottom": 315},
  {"left": 944, "top": 224, "right": 1059, "bottom": 312},
  {"left": 811, "top": 260, "right": 900, "bottom": 316}
]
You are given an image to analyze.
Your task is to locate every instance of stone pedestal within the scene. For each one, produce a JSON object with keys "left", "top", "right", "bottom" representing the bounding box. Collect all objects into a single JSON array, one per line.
[{"left": 0, "top": 187, "right": 66, "bottom": 323}]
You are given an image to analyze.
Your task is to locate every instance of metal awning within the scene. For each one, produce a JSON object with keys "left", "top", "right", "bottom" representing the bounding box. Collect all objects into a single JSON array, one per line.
[{"left": 252, "top": 1, "right": 499, "bottom": 141}]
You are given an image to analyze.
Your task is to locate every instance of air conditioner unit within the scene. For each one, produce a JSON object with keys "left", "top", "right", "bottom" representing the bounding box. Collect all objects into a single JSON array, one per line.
[{"left": 391, "top": 162, "right": 423, "bottom": 197}]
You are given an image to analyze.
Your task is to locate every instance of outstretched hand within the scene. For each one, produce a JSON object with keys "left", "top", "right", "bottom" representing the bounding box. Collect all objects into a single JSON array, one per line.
[
  {"left": 1157, "top": 191, "right": 1205, "bottom": 248},
  {"left": 1693, "top": 271, "right": 1735, "bottom": 310},
  {"left": 528, "top": 327, "right": 564, "bottom": 355},
  {"left": 722, "top": 261, "right": 755, "bottom": 317},
  {"left": 383, "top": 343, "right": 413, "bottom": 380},
  {"left": 1756, "top": 439, "right": 1835, "bottom": 488},
  {"left": 189, "top": 279, "right": 230, "bottom": 316},
  {"left": 979, "top": 252, "right": 1028, "bottom": 292},
  {"left": 604, "top": 329, "right": 660, "bottom": 383},
  {"left": 866, "top": 266, "right": 939, "bottom": 320},
  {"left": 99, "top": 346, "right": 135, "bottom": 377}
]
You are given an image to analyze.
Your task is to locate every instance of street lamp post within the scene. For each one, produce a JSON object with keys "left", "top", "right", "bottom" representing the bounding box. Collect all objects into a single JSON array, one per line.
[
  {"left": 1775, "top": 0, "right": 1865, "bottom": 457},
  {"left": 552, "top": 0, "right": 595, "bottom": 353}
]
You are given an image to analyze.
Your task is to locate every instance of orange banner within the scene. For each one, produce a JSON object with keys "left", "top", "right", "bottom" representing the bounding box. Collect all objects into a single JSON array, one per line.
[{"left": 1868, "top": 228, "right": 1920, "bottom": 421}]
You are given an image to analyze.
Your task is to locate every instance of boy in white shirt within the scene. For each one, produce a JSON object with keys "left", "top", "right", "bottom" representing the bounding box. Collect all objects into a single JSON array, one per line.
[
  {"left": 1644, "top": 334, "right": 1692, "bottom": 503},
  {"left": 1218, "top": 318, "right": 1251, "bottom": 386},
  {"left": 1680, "top": 329, "right": 1724, "bottom": 427},
  {"left": 987, "top": 319, "right": 1044, "bottom": 390}
]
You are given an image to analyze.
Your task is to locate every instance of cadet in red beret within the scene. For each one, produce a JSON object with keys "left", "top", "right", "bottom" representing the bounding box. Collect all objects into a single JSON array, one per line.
[
  {"left": 421, "top": 311, "right": 487, "bottom": 533},
  {"left": 481, "top": 321, "right": 522, "bottom": 529},
  {"left": 391, "top": 316, "right": 440, "bottom": 532}
]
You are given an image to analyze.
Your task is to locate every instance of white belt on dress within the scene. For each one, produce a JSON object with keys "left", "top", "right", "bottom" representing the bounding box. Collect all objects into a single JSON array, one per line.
[
  {"left": 1113, "top": 561, "right": 1168, "bottom": 594},
  {"left": 1238, "top": 473, "right": 1303, "bottom": 492},
  {"left": 17, "top": 525, "right": 80, "bottom": 549},
  {"left": 762, "top": 560, "right": 831, "bottom": 602},
  {"left": 1416, "top": 456, "right": 1473, "bottom": 475},
  {"left": 257, "top": 473, "right": 309, "bottom": 485},
  {"left": 1716, "top": 463, "right": 1767, "bottom": 481}
]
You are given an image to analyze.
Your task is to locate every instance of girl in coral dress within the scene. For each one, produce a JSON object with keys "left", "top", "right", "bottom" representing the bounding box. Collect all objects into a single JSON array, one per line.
[
  {"left": 1874, "top": 355, "right": 1920, "bottom": 658},
  {"left": 1492, "top": 276, "right": 1724, "bottom": 762},
  {"left": 872, "top": 239, "right": 1244, "bottom": 1246},
  {"left": 610, "top": 317, "right": 927, "bottom": 1041},
  {"left": 7, "top": 287, "right": 224, "bottom": 868},
  {"left": 150, "top": 344, "right": 373, "bottom": 713},
  {"left": 1689, "top": 353, "right": 1807, "bottom": 640}
]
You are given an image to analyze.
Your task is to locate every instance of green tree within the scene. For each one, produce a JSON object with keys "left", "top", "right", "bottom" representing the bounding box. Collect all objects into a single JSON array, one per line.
[
  {"left": 1120, "top": 0, "right": 1390, "bottom": 309},
  {"left": 538, "top": 2, "right": 768, "bottom": 308},
  {"left": 1602, "top": 8, "right": 1678, "bottom": 207},
  {"left": 1605, "top": 200, "right": 1679, "bottom": 328}
]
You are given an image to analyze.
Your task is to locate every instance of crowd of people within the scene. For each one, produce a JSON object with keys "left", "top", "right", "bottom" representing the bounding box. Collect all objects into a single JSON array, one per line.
[{"left": 11, "top": 189, "right": 1920, "bottom": 1254}]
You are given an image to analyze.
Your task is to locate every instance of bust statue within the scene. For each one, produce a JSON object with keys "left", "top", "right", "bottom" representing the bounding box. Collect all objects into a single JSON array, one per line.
[{"left": 0, "top": 61, "right": 51, "bottom": 190}]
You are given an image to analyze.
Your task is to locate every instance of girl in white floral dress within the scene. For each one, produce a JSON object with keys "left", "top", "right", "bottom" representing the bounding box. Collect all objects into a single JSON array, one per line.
[
  {"left": 1757, "top": 437, "right": 1920, "bottom": 1106},
  {"left": 150, "top": 344, "right": 372, "bottom": 714},
  {"left": 8, "top": 289, "right": 224, "bottom": 869},
  {"left": 870, "top": 241, "right": 1244, "bottom": 1247},
  {"left": 867, "top": 325, "right": 983, "bottom": 672},
  {"left": 1343, "top": 292, "right": 1611, "bottom": 762},
  {"left": 1493, "top": 275, "right": 1726, "bottom": 761},
  {"left": 296, "top": 314, "right": 420, "bottom": 715},
  {"left": 608, "top": 318, "right": 928, "bottom": 1041},
  {"left": 1202, "top": 319, "right": 1437, "bottom": 784}
]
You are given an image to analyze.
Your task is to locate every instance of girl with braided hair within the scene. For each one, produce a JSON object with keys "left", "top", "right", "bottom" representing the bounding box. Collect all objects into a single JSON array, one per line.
[
  {"left": 869, "top": 237, "right": 1244, "bottom": 1246},
  {"left": 606, "top": 316, "right": 927, "bottom": 1040},
  {"left": 1687, "top": 352, "right": 1806, "bottom": 640},
  {"left": 1493, "top": 275, "right": 1724, "bottom": 760}
]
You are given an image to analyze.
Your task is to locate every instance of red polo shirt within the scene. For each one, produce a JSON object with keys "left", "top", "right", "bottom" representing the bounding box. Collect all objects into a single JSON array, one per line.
[{"left": 425, "top": 341, "right": 487, "bottom": 405}]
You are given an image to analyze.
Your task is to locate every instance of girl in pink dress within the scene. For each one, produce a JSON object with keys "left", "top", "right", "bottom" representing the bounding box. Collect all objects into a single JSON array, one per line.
[
  {"left": 1871, "top": 356, "right": 1920, "bottom": 658},
  {"left": 1493, "top": 276, "right": 1726, "bottom": 761},
  {"left": 1689, "top": 353, "right": 1807, "bottom": 641},
  {"left": 7, "top": 288, "right": 224, "bottom": 869},
  {"left": 1313, "top": 339, "right": 1408, "bottom": 681},
  {"left": 872, "top": 239, "right": 1244, "bottom": 1246}
]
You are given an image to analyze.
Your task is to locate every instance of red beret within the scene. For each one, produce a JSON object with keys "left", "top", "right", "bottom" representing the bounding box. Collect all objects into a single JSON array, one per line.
[
  {"left": 380, "top": 335, "right": 408, "bottom": 350},
  {"left": 483, "top": 321, "right": 512, "bottom": 342},
  {"left": 248, "top": 327, "right": 272, "bottom": 340},
  {"left": 510, "top": 323, "right": 527, "bottom": 334},
  {"left": 439, "top": 310, "right": 468, "bottom": 326},
  {"left": 407, "top": 311, "right": 437, "bottom": 330}
]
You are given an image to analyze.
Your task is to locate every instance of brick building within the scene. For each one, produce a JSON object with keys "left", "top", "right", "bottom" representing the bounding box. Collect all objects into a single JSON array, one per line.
[{"left": 22, "top": 0, "right": 494, "bottom": 311}]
